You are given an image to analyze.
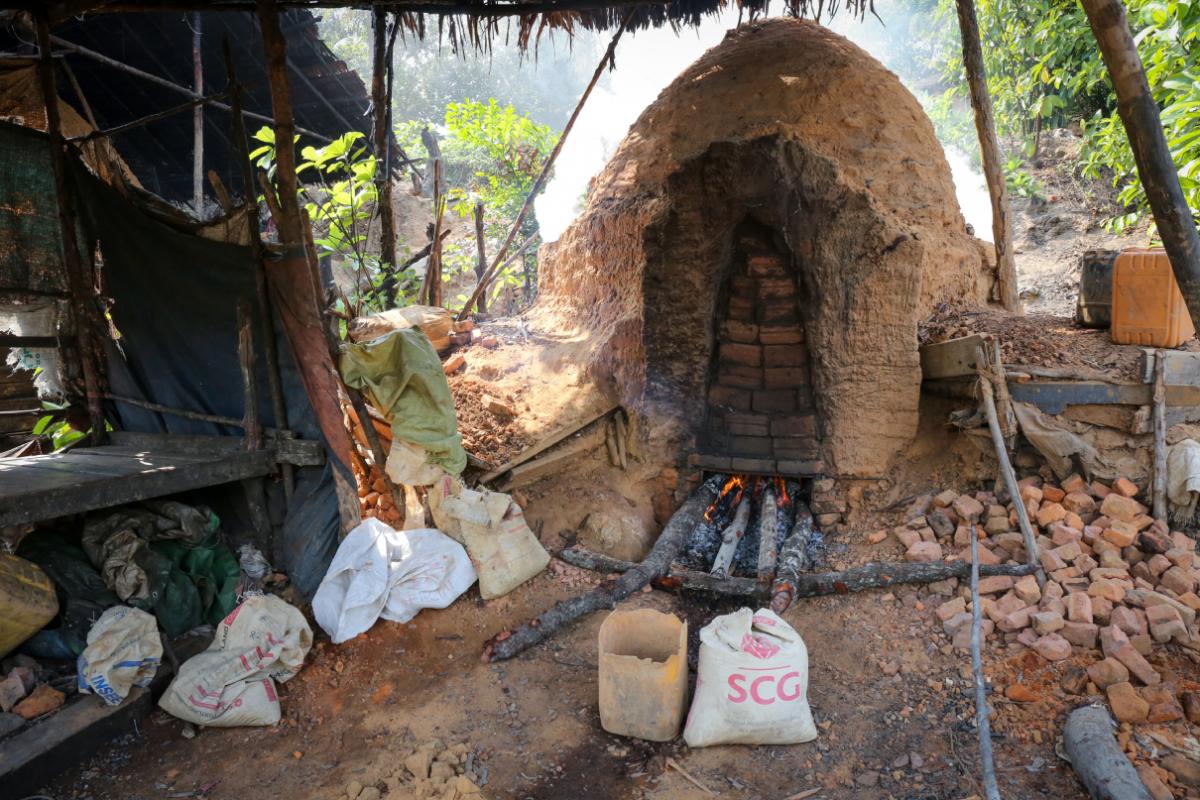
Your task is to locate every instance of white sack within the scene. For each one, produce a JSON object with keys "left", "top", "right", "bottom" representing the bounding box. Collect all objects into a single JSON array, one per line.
[
  {"left": 1167, "top": 439, "right": 1200, "bottom": 522},
  {"left": 683, "top": 608, "right": 817, "bottom": 747},
  {"left": 77, "top": 606, "right": 162, "bottom": 706},
  {"left": 158, "top": 594, "right": 311, "bottom": 727},
  {"left": 312, "top": 518, "right": 476, "bottom": 644}
]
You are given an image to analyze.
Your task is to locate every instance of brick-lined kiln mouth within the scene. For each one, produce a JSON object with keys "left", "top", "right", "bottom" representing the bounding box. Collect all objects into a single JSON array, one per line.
[{"left": 694, "top": 219, "right": 822, "bottom": 478}]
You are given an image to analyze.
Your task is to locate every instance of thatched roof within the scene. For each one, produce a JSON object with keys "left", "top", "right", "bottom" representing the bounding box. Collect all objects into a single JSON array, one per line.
[{"left": 34, "top": 0, "right": 879, "bottom": 52}]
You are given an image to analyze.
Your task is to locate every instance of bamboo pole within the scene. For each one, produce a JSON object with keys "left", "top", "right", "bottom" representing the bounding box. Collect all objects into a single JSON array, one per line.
[
  {"left": 192, "top": 12, "right": 204, "bottom": 214},
  {"left": 1079, "top": 0, "right": 1200, "bottom": 322},
  {"left": 455, "top": 11, "right": 632, "bottom": 321},
  {"left": 225, "top": 37, "right": 294, "bottom": 498},
  {"left": 1153, "top": 351, "right": 1167, "bottom": 520},
  {"left": 969, "top": 523, "right": 1002, "bottom": 800},
  {"left": 371, "top": 7, "right": 397, "bottom": 275},
  {"left": 35, "top": 12, "right": 106, "bottom": 443},
  {"left": 954, "top": 0, "right": 1019, "bottom": 313},
  {"left": 48, "top": 35, "right": 332, "bottom": 143}
]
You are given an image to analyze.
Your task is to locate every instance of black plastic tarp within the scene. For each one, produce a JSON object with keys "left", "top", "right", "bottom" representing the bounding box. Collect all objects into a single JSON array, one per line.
[{"left": 71, "top": 163, "right": 340, "bottom": 598}]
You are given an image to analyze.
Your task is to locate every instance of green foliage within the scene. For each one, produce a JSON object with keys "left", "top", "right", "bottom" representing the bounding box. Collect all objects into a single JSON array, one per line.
[
  {"left": 927, "top": 0, "right": 1200, "bottom": 230},
  {"left": 32, "top": 401, "right": 87, "bottom": 451},
  {"left": 250, "top": 128, "right": 419, "bottom": 317},
  {"left": 442, "top": 99, "right": 558, "bottom": 223},
  {"left": 1004, "top": 157, "right": 1045, "bottom": 200}
]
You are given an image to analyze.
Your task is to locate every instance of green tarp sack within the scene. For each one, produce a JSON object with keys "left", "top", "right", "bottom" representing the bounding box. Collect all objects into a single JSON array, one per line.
[{"left": 339, "top": 327, "right": 467, "bottom": 477}]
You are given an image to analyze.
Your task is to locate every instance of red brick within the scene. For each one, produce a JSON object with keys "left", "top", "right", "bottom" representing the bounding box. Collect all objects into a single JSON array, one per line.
[
  {"left": 774, "top": 437, "right": 820, "bottom": 460},
  {"left": 756, "top": 278, "right": 797, "bottom": 300},
  {"left": 730, "top": 276, "right": 757, "bottom": 298},
  {"left": 758, "top": 325, "right": 804, "bottom": 345},
  {"left": 764, "top": 367, "right": 808, "bottom": 389},
  {"left": 725, "top": 412, "right": 770, "bottom": 437},
  {"left": 770, "top": 414, "right": 817, "bottom": 437},
  {"left": 777, "top": 459, "right": 824, "bottom": 475},
  {"left": 752, "top": 390, "right": 795, "bottom": 413},
  {"left": 730, "top": 456, "right": 776, "bottom": 473},
  {"left": 719, "top": 342, "right": 762, "bottom": 367},
  {"left": 718, "top": 365, "right": 763, "bottom": 388},
  {"left": 729, "top": 436, "right": 773, "bottom": 457},
  {"left": 763, "top": 345, "right": 807, "bottom": 367},
  {"left": 720, "top": 321, "right": 758, "bottom": 343},
  {"left": 747, "top": 255, "right": 787, "bottom": 276},
  {"left": 759, "top": 303, "right": 799, "bottom": 325},
  {"left": 726, "top": 296, "right": 755, "bottom": 321},
  {"left": 707, "top": 385, "right": 752, "bottom": 412}
]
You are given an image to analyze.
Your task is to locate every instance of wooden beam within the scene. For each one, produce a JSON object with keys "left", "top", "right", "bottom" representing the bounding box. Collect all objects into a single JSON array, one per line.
[
  {"left": 35, "top": 12, "right": 107, "bottom": 442},
  {"left": 919, "top": 334, "right": 991, "bottom": 380},
  {"left": 1079, "top": 0, "right": 1200, "bottom": 322},
  {"left": 224, "top": 36, "right": 294, "bottom": 497},
  {"left": 954, "top": 0, "right": 1019, "bottom": 312},
  {"left": 237, "top": 299, "right": 262, "bottom": 451}
]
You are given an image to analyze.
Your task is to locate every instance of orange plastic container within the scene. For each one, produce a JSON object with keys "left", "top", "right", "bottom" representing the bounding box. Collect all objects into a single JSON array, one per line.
[{"left": 1110, "top": 248, "right": 1195, "bottom": 347}]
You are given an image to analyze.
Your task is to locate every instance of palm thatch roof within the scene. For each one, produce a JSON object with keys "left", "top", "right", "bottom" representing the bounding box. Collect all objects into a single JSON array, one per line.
[{"left": 34, "top": 0, "right": 880, "bottom": 52}]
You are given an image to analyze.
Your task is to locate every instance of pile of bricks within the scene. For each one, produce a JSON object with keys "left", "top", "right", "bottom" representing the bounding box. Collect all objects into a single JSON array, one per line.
[
  {"left": 697, "top": 226, "right": 821, "bottom": 476},
  {"left": 883, "top": 476, "right": 1199, "bottom": 727}
]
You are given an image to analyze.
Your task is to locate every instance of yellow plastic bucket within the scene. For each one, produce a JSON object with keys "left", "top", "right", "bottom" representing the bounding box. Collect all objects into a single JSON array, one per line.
[
  {"left": 0, "top": 552, "right": 59, "bottom": 659},
  {"left": 598, "top": 608, "right": 688, "bottom": 741}
]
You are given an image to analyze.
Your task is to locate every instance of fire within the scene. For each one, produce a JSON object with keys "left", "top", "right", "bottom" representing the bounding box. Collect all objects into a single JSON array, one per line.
[
  {"left": 704, "top": 475, "right": 747, "bottom": 521},
  {"left": 774, "top": 476, "right": 789, "bottom": 507}
]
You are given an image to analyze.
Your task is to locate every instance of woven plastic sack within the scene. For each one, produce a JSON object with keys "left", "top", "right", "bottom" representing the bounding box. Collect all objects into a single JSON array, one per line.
[
  {"left": 158, "top": 594, "right": 311, "bottom": 727},
  {"left": 312, "top": 519, "right": 476, "bottom": 644},
  {"left": 683, "top": 608, "right": 817, "bottom": 747},
  {"left": 77, "top": 606, "right": 161, "bottom": 706}
]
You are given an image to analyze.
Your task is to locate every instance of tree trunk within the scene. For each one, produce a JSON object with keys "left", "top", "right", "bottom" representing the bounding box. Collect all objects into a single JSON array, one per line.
[
  {"left": 371, "top": 7, "right": 397, "bottom": 274},
  {"left": 955, "top": 0, "right": 1020, "bottom": 312},
  {"left": 473, "top": 201, "right": 487, "bottom": 314},
  {"left": 1079, "top": 0, "right": 1200, "bottom": 322},
  {"left": 1063, "top": 706, "right": 1154, "bottom": 800}
]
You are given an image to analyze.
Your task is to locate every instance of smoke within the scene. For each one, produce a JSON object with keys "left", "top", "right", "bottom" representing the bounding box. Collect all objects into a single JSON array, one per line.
[
  {"left": 535, "top": 12, "right": 738, "bottom": 241},
  {"left": 535, "top": 8, "right": 995, "bottom": 243},
  {"left": 945, "top": 146, "right": 994, "bottom": 241}
]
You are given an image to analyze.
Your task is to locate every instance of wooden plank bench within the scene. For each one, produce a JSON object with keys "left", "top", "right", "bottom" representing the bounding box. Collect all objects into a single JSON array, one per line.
[{"left": 0, "top": 431, "right": 322, "bottom": 527}]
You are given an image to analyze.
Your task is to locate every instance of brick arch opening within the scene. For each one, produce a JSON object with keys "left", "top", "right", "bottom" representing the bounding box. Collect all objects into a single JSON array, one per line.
[{"left": 699, "top": 218, "right": 819, "bottom": 473}]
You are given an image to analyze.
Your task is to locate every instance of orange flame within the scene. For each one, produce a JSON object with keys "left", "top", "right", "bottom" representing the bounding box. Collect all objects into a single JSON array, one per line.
[
  {"left": 704, "top": 475, "right": 747, "bottom": 521},
  {"left": 774, "top": 476, "right": 789, "bottom": 507}
]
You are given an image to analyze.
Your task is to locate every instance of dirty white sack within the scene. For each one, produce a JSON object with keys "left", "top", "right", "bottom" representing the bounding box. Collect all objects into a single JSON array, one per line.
[
  {"left": 683, "top": 608, "right": 817, "bottom": 747},
  {"left": 1167, "top": 439, "right": 1200, "bottom": 522},
  {"left": 312, "top": 518, "right": 476, "bottom": 644},
  {"left": 158, "top": 594, "right": 311, "bottom": 727},
  {"left": 76, "top": 606, "right": 162, "bottom": 706},
  {"left": 428, "top": 475, "right": 549, "bottom": 599}
]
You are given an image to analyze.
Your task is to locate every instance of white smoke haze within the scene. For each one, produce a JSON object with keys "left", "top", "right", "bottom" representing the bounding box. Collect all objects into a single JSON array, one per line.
[{"left": 535, "top": 9, "right": 994, "bottom": 242}]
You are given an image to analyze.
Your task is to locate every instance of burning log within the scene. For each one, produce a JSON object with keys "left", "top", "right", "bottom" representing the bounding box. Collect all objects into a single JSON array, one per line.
[
  {"left": 562, "top": 547, "right": 1038, "bottom": 602},
  {"left": 710, "top": 493, "right": 751, "bottom": 579},
  {"left": 756, "top": 484, "right": 780, "bottom": 590},
  {"left": 770, "top": 502, "right": 817, "bottom": 613},
  {"left": 483, "top": 476, "right": 723, "bottom": 662},
  {"left": 558, "top": 547, "right": 758, "bottom": 597}
]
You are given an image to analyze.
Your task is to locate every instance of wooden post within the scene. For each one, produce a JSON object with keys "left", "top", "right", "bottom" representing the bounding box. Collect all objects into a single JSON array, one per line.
[
  {"left": 225, "top": 37, "right": 293, "bottom": 498},
  {"left": 371, "top": 7, "right": 397, "bottom": 276},
  {"left": 422, "top": 158, "right": 445, "bottom": 307},
  {"left": 954, "top": 0, "right": 1020, "bottom": 313},
  {"left": 191, "top": 12, "right": 204, "bottom": 215},
  {"left": 255, "top": 0, "right": 354, "bottom": 476},
  {"left": 35, "top": 12, "right": 106, "bottom": 443},
  {"left": 236, "top": 299, "right": 262, "bottom": 451},
  {"left": 1079, "top": 0, "right": 1200, "bottom": 322},
  {"left": 473, "top": 201, "right": 487, "bottom": 314}
]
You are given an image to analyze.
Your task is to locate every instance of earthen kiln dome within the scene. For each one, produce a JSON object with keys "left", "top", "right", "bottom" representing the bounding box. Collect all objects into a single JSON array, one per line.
[{"left": 534, "top": 18, "right": 994, "bottom": 477}]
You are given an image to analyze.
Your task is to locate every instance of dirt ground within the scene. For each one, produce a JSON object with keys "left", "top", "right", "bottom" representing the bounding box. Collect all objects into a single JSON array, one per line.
[
  {"left": 1009, "top": 128, "right": 1153, "bottom": 318},
  {"left": 47, "top": 403, "right": 1115, "bottom": 800}
]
